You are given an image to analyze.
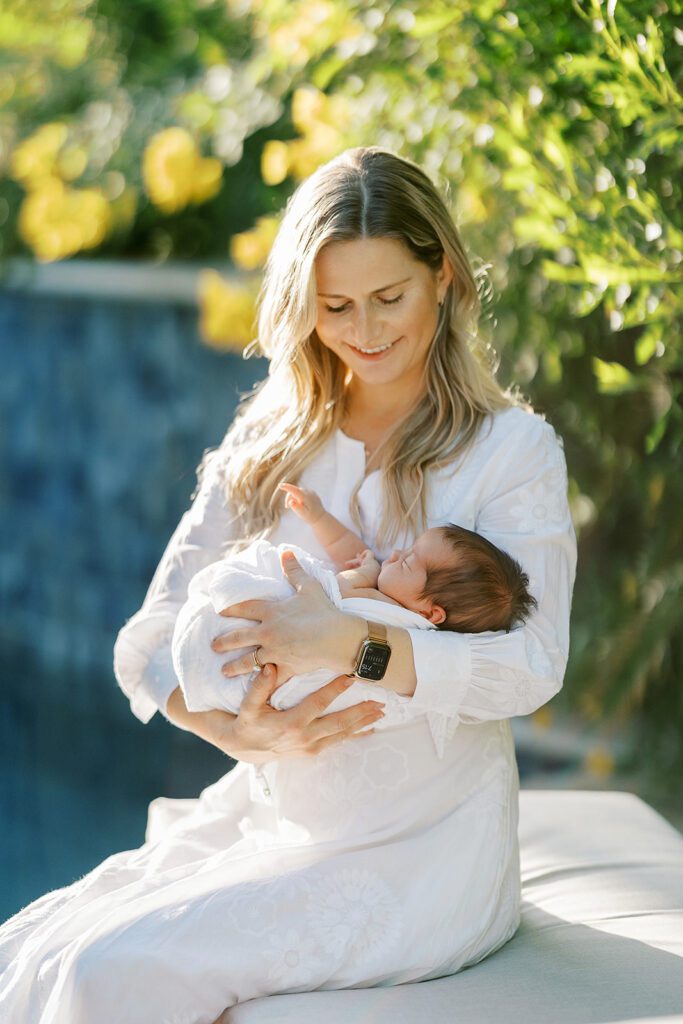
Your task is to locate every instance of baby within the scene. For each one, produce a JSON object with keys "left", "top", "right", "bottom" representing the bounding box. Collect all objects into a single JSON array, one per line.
[
  {"left": 171, "top": 481, "right": 537, "bottom": 728},
  {"left": 279, "top": 482, "right": 537, "bottom": 633}
]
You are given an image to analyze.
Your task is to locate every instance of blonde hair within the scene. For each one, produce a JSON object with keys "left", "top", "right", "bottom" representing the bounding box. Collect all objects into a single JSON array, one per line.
[{"left": 199, "top": 146, "right": 528, "bottom": 553}]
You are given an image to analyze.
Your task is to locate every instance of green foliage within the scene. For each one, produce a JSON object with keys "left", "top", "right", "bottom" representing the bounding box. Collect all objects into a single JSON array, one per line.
[
  {"left": 312, "top": 0, "right": 683, "bottom": 785},
  {"left": 1, "top": 0, "right": 681, "bottom": 782}
]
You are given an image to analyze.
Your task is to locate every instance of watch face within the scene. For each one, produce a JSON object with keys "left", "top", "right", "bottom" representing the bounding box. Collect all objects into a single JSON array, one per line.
[{"left": 356, "top": 641, "right": 391, "bottom": 680}]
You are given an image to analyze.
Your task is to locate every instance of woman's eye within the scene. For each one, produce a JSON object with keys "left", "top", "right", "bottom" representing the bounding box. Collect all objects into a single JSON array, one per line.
[{"left": 324, "top": 294, "right": 403, "bottom": 314}]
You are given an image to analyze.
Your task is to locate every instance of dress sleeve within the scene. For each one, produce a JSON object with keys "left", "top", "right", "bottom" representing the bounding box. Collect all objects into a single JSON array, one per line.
[
  {"left": 407, "top": 414, "right": 577, "bottom": 757},
  {"left": 112, "top": 450, "right": 240, "bottom": 724}
]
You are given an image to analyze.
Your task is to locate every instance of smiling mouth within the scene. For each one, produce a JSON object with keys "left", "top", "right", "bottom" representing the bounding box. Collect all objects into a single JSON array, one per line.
[{"left": 348, "top": 337, "right": 402, "bottom": 356}]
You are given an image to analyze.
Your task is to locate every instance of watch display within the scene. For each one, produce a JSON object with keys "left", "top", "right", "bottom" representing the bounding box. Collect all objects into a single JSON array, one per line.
[{"left": 353, "top": 620, "right": 392, "bottom": 680}]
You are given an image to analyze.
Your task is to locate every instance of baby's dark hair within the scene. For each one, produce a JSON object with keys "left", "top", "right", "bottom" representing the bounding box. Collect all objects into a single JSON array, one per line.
[{"left": 418, "top": 524, "right": 538, "bottom": 633}]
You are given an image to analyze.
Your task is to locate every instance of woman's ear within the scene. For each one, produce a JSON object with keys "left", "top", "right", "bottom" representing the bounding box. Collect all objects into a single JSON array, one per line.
[{"left": 437, "top": 252, "right": 455, "bottom": 302}]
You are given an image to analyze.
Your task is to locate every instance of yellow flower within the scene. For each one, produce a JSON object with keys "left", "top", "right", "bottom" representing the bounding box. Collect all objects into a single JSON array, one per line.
[
  {"left": 286, "top": 87, "right": 353, "bottom": 180},
  {"left": 18, "top": 176, "right": 111, "bottom": 261},
  {"left": 291, "top": 86, "right": 327, "bottom": 132},
  {"left": 57, "top": 144, "right": 88, "bottom": 182},
  {"left": 10, "top": 122, "right": 69, "bottom": 188},
  {"left": 583, "top": 746, "right": 615, "bottom": 779},
  {"left": 192, "top": 156, "right": 223, "bottom": 203},
  {"left": 197, "top": 269, "right": 259, "bottom": 352},
  {"left": 230, "top": 215, "right": 280, "bottom": 270},
  {"left": 261, "top": 140, "right": 290, "bottom": 185},
  {"left": 143, "top": 128, "right": 222, "bottom": 214}
]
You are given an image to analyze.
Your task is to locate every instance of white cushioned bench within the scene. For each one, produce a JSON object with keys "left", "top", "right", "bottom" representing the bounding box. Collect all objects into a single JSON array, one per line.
[{"left": 224, "top": 790, "right": 683, "bottom": 1024}]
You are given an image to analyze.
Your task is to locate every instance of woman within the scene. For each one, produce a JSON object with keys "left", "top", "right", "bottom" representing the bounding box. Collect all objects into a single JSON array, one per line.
[{"left": 0, "top": 147, "right": 576, "bottom": 1023}]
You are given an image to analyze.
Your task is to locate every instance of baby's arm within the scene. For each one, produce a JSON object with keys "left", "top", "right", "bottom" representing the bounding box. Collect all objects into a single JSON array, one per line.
[
  {"left": 279, "top": 482, "right": 367, "bottom": 568},
  {"left": 335, "top": 550, "right": 401, "bottom": 606}
]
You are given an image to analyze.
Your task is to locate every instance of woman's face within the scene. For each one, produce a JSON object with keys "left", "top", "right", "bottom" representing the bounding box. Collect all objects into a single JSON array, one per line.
[{"left": 314, "top": 236, "right": 453, "bottom": 396}]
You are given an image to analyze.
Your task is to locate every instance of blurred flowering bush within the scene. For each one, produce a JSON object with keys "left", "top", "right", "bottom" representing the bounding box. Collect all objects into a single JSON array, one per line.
[{"left": 1, "top": 0, "right": 681, "bottom": 784}]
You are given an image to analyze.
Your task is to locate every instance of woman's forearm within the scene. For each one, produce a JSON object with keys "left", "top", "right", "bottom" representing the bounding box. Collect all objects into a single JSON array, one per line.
[
  {"left": 165, "top": 686, "right": 238, "bottom": 751},
  {"left": 329, "top": 614, "right": 418, "bottom": 697}
]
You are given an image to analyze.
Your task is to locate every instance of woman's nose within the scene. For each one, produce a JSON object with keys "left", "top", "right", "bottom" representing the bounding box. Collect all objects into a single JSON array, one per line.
[{"left": 346, "top": 304, "right": 382, "bottom": 345}]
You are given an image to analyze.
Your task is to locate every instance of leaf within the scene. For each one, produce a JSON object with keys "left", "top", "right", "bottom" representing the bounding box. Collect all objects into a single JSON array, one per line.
[
  {"left": 634, "top": 324, "right": 661, "bottom": 365},
  {"left": 645, "top": 411, "right": 669, "bottom": 454},
  {"left": 409, "top": 7, "right": 463, "bottom": 38},
  {"left": 592, "top": 357, "right": 640, "bottom": 394},
  {"left": 513, "top": 215, "right": 568, "bottom": 249}
]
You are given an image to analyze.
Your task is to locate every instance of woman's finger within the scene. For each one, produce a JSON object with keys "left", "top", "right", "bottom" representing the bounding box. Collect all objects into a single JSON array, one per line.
[
  {"left": 279, "top": 551, "right": 312, "bottom": 590},
  {"left": 218, "top": 599, "right": 271, "bottom": 620},
  {"left": 310, "top": 726, "right": 377, "bottom": 755},
  {"left": 238, "top": 664, "right": 281, "bottom": 715},
  {"left": 221, "top": 651, "right": 266, "bottom": 678},
  {"left": 211, "top": 628, "right": 261, "bottom": 653},
  {"left": 306, "top": 700, "right": 386, "bottom": 745},
  {"left": 289, "top": 674, "right": 355, "bottom": 720},
  {"left": 287, "top": 674, "right": 385, "bottom": 738}
]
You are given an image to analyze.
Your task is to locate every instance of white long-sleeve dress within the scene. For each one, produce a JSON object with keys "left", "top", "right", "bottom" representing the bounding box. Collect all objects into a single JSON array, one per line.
[{"left": 0, "top": 405, "right": 577, "bottom": 1024}]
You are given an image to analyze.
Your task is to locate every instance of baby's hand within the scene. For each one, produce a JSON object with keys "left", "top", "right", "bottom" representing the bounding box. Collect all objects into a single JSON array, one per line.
[
  {"left": 344, "top": 548, "right": 376, "bottom": 569},
  {"left": 279, "top": 482, "right": 325, "bottom": 525}
]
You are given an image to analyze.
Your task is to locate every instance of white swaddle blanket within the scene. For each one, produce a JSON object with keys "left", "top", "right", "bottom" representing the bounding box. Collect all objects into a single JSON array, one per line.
[{"left": 171, "top": 538, "right": 434, "bottom": 730}]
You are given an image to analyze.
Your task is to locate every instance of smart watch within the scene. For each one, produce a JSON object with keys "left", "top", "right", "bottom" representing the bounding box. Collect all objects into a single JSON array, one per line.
[{"left": 353, "top": 620, "right": 392, "bottom": 681}]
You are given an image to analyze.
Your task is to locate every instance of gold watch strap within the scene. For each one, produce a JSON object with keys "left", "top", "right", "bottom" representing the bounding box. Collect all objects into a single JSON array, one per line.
[{"left": 366, "top": 620, "right": 387, "bottom": 644}]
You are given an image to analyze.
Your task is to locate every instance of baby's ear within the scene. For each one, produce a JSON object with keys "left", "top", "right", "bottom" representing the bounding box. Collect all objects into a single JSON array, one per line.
[{"left": 426, "top": 604, "right": 447, "bottom": 626}]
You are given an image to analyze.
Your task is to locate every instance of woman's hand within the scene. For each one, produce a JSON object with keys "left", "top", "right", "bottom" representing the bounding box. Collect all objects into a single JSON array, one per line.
[
  {"left": 211, "top": 550, "right": 366, "bottom": 685},
  {"left": 165, "top": 668, "right": 386, "bottom": 764}
]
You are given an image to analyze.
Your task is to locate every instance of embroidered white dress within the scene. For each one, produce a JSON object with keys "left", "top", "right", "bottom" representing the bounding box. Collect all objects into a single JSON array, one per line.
[{"left": 0, "top": 406, "right": 577, "bottom": 1024}]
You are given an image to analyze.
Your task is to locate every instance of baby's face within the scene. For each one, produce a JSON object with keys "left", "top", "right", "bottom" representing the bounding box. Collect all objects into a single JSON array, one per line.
[{"left": 377, "top": 528, "right": 451, "bottom": 616}]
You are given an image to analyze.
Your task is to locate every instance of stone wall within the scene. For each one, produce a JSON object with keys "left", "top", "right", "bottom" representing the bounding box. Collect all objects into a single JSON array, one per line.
[{"left": 0, "top": 263, "right": 265, "bottom": 721}]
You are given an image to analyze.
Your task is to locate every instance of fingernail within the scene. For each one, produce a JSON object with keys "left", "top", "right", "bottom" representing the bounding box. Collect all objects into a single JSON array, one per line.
[
  {"left": 263, "top": 665, "right": 272, "bottom": 678},
  {"left": 343, "top": 676, "right": 355, "bottom": 687}
]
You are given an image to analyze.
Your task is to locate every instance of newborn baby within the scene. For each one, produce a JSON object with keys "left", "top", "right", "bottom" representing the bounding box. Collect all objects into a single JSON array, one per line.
[
  {"left": 171, "top": 482, "right": 537, "bottom": 730},
  {"left": 279, "top": 482, "right": 536, "bottom": 633}
]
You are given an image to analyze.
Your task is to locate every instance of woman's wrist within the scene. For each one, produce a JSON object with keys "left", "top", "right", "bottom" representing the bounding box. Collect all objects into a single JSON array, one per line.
[
  {"left": 324, "top": 612, "right": 368, "bottom": 675},
  {"left": 323, "top": 619, "right": 418, "bottom": 696}
]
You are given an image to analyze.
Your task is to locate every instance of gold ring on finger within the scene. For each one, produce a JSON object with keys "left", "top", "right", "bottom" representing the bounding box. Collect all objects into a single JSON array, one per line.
[{"left": 252, "top": 648, "right": 263, "bottom": 670}]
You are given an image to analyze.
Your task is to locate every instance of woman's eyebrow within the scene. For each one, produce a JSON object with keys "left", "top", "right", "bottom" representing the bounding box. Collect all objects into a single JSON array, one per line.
[{"left": 318, "top": 276, "right": 412, "bottom": 298}]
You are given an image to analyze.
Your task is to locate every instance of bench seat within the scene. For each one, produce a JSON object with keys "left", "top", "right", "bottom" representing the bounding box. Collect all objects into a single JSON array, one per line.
[{"left": 225, "top": 790, "right": 683, "bottom": 1024}]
